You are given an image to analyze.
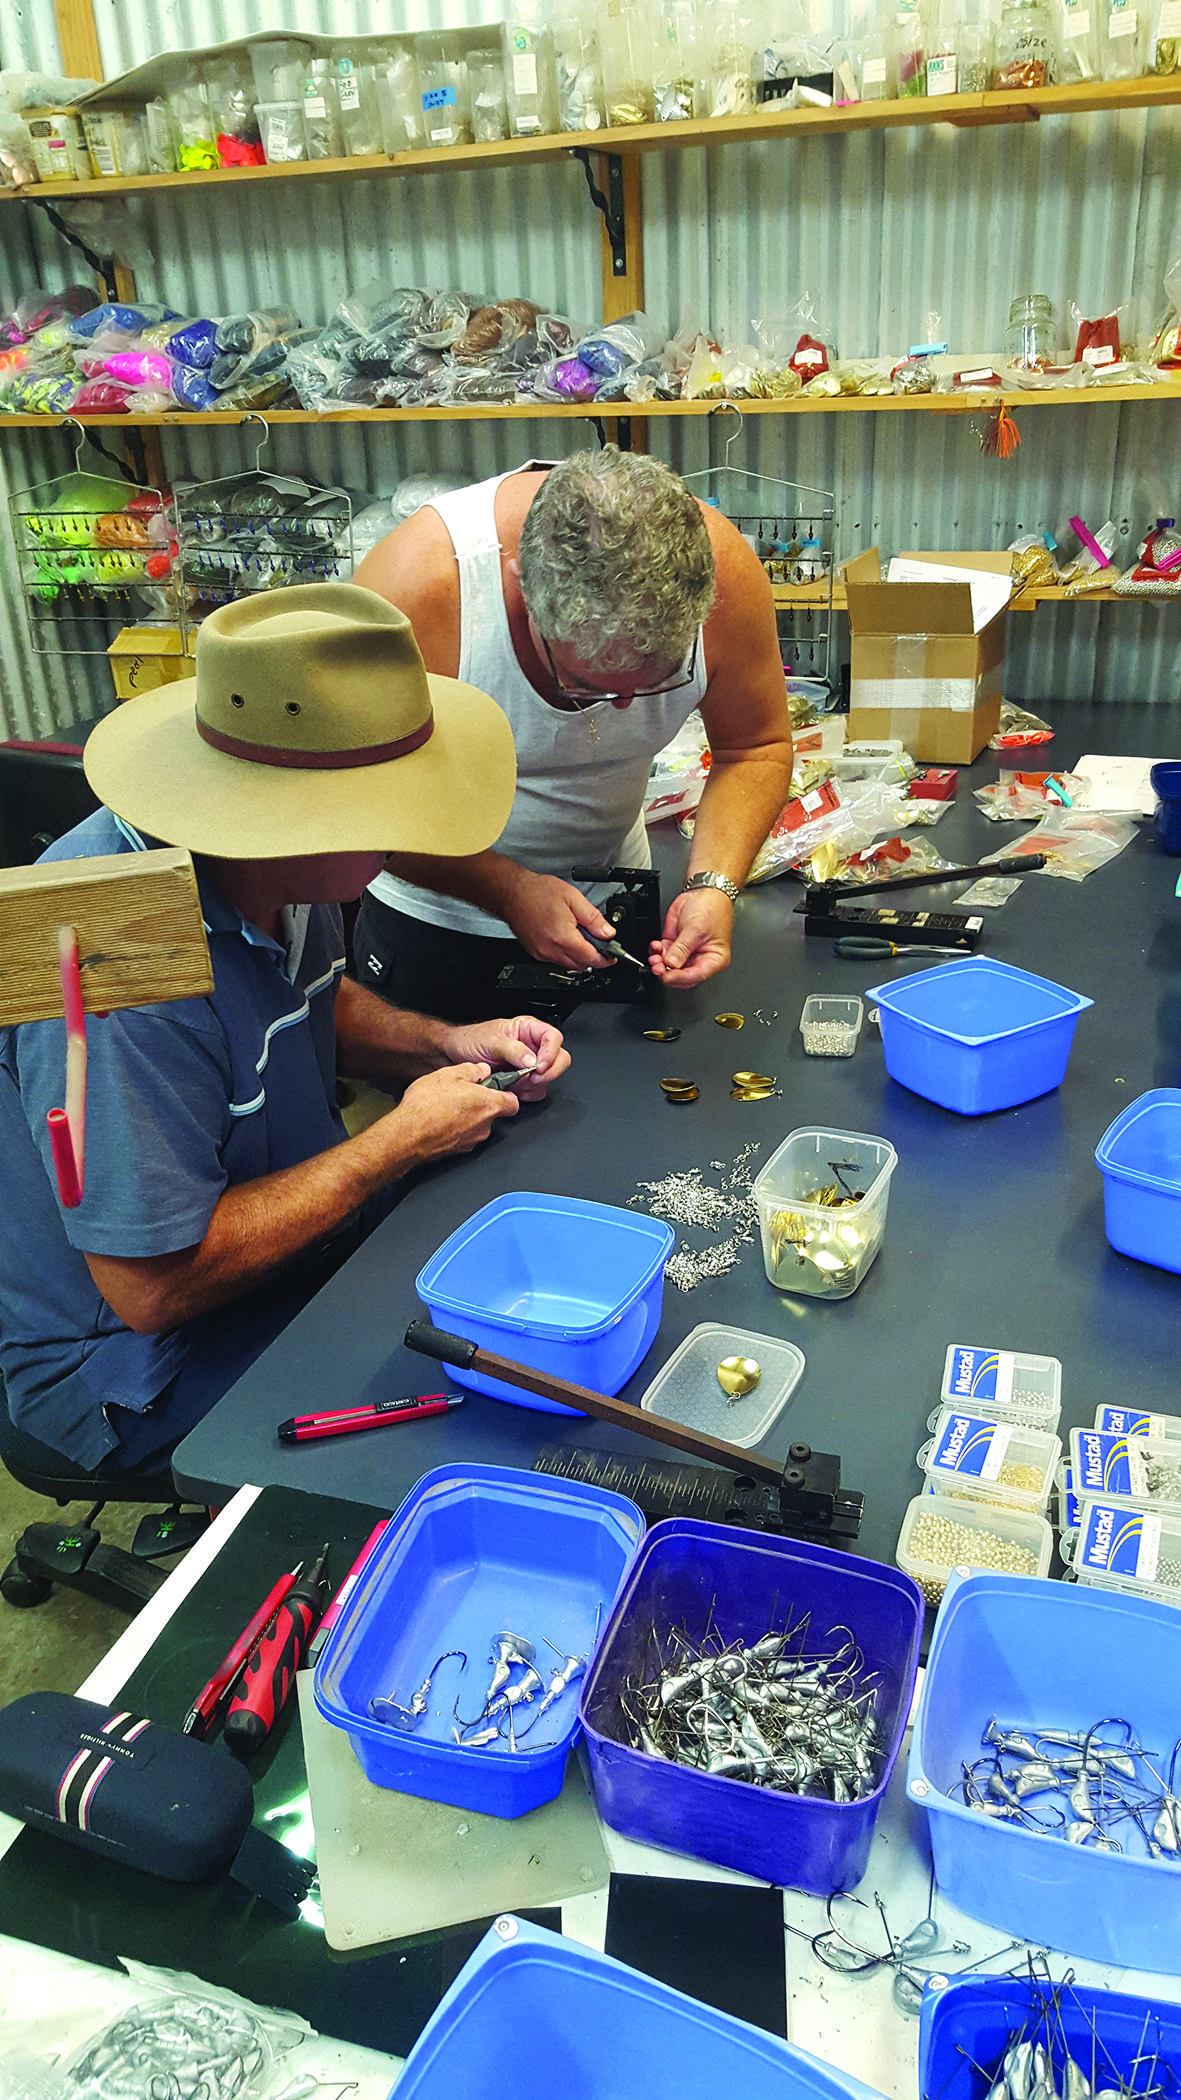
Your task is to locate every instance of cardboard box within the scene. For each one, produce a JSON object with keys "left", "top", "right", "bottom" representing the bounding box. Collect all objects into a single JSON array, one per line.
[
  {"left": 107, "top": 626, "right": 195, "bottom": 701},
  {"left": 843, "top": 549, "right": 1011, "bottom": 764}
]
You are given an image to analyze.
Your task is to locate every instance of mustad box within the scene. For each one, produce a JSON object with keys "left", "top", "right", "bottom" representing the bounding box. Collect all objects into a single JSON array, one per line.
[{"left": 843, "top": 549, "right": 1014, "bottom": 764}]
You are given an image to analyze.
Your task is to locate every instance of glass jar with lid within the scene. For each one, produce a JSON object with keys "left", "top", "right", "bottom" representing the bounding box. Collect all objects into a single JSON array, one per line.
[
  {"left": 1006, "top": 293, "right": 1057, "bottom": 370},
  {"left": 993, "top": 0, "right": 1053, "bottom": 84}
]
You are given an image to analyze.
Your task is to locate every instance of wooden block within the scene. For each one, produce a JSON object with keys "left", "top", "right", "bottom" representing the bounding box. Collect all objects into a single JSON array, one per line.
[{"left": 0, "top": 848, "right": 213, "bottom": 1026}]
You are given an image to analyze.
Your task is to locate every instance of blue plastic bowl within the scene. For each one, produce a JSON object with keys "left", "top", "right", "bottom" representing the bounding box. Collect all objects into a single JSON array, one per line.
[
  {"left": 866, "top": 957, "right": 1093, "bottom": 1114},
  {"left": 1095, "top": 1087, "right": 1181, "bottom": 1273},
  {"left": 313, "top": 1463, "right": 643, "bottom": 1819},
  {"left": 391, "top": 1917, "right": 889, "bottom": 2100},
  {"left": 580, "top": 1518, "right": 923, "bottom": 1894},
  {"left": 1150, "top": 760, "right": 1181, "bottom": 853},
  {"left": 918, "top": 1973, "right": 1181, "bottom": 2100},
  {"left": 416, "top": 1191, "right": 674, "bottom": 1413},
  {"left": 909, "top": 1572, "right": 1181, "bottom": 1970}
]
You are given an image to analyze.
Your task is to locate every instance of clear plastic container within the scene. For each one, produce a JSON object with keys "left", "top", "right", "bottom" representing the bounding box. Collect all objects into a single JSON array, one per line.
[
  {"left": 250, "top": 37, "right": 313, "bottom": 107},
  {"left": 994, "top": 0, "right": 1054, "bottom": 83},
  {"left": 1095, "top": 1402, "right": 1181, "bottom": 1440},
  {"left": 1056, "top": 0, "right": 1100, "bottom": 77},
  {"left": 856, "top": 25, "right": 896, "bottom": 97},
  {"left": 652, "top": 0, "right": 700, "bottom": 118},
  {"left": 753, "top": 1126, "right": 898, "bottom": 1300},
  {"left": 799, "top": 994, "right": 864, "bottom": 1058},
  {"left": 896, "top": 3, "right": 929, "bottom": 92},
  {"left": 599, "top": 0, "right": 658, "bottom": 124},
  {"left": 417, "top": 38, "right": 473, "bottom": 146},
  {"left": 25, "top": 109, "right": 86, "bottom": 181},
  {"left": 1148, "top": 0, "right": 1181, "bottom": 69},
  {"left": 1070, "top": 1426, "right": 1181, "bottom": 1511},
  {"left": 503, "top": 0, "right": 559, "bottom": 135},
  {"left": 940, "top": 1343, "right": 1061, "bottom": 1430},
  {"left": 1101, "top": 0, "right": 1146, "bottom": 72},
  {"left": 256, "top": 101, "right": 308, "bottom": 163},
  {"left": 377, "top": 46, "right": 426, "bottom": 152},
  {"left": 335, "top": 50, "right": 383, "bottom": 154},
  {"left": 1056, "top": 1457, "right": 1082, "bottom": 1536},
  {"left": 1069, "top": 1496, "right": 1181, "bottom": 1604},
  {"left": 144, "top": 98, "right": 176, "bottom": 172},
  {"left": 640, "top": 1322, "right": 805, "bottom": 1448},
  {"left": 81, "top": 109, "right": 148, "bottom": 178},
  {"left": 554, "top": 7, "right": 606, "bottom": 128},
  {"left": 920, "top": 1409, "right": 1061, "bottom": 1511},
  {"left": 958, "top": 19, "right": 995, "bottom": 84},
  {"left": 301, "top": 59, "right": 345, "bottom": 160},
  {"left": 469, "top": 53, "right": 510, "bottom": 140},
  {"left": 896, "top": 1491, "right": 1054, "bottom": 1606}
]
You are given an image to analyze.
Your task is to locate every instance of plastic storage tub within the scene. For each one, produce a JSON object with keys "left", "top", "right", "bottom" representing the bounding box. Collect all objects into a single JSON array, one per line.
[
  {"left": 1066, "top": 1496, "right": 1181, "bottom": 1605},
  {"left": 640, "top": 1322, "right": 805, "bottom": 1449},
  {"left": 1095, "top": 1089, "right": 1181, "bottom": 1272},
  {"left": 1055, "top": 1459, "right": 1081, "bottom": 1540},
  {"left": 1070, "top": 1425, "right": 1181, "bottom": 1515},
  {"left": 940, "top": 1343, "right": 1061, "bottom": 1431},
  {"left": 1150, "top": 760, "right": 1181, "bottom": 853},
  {"left": 908, "top": 1572, "right": 1181, "bottom": 1969},
  {"left": 895, "top": 1492, "right": 1053, "bottom": 1606},
  {"left": 313, "top": 1463, "right": 643, "bottom": 1819},
  {"left": 752, "top": 1127, "right": 897, "bottom": 1300},
  {"left": 799, "top": 994, "right": 864, "bottom": 1057},
  {"left": 918, "top": 1973, "right": 1181, "bottom": 2100},
  {"left": 866, "top": 958, "right": 1092, "bottom": 1115},
  {"left": 392, "top": 1917, "right": 890, "bottom": 2100},
  {"left": 1096, "top": 1401, "right": 1181, "bottom": 1440},
  {"left": 920, "top": 1410, "right": 1060, "bottom": 1512},
  {"left": 580, "top": 1518, "right": 922, "bottom": 1893},
  {"left": 416, "top": 1192, "right": 674, "bottom": 1412}
]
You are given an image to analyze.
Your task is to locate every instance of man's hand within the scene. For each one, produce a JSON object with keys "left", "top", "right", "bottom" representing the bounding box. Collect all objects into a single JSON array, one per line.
[
  {"left": 649, "top": 887, "right": 734, "bottom": 988},
  {"left": 393, "top": 1062, "right": 520, "bottom": 1165},
  {"left": 503, "top": 870, "right": 617, "bottom": 971},
  {"left": 444, "top": 1015, "right": 571, "bottom": 1103}
]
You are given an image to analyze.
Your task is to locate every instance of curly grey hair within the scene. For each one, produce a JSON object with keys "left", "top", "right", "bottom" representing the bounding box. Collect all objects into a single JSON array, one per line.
[{"left": 518, "top": 447, "right": 716, "bottom": 676}]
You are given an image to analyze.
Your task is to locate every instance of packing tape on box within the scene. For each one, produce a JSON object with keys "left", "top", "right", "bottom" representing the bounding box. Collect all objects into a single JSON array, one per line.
[{"left": 853, "top": 676, "right": 979, "bottom": 714}]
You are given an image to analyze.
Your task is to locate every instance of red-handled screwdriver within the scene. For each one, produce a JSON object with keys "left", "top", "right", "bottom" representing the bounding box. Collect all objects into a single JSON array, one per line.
[{"left": 222, "top": 1544, "right": 330, "bottom": 1760}]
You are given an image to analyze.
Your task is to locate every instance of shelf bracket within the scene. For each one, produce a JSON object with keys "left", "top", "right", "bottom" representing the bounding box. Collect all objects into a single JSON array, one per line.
[
  {"left": 572, "top": 149, "right": 627, "bottom": 278},
  {"left": 27, "top": 197, "right": 119, "bottom": 301}
]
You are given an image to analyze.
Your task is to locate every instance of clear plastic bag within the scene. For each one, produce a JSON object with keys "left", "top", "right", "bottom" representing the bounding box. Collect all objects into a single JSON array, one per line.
[
  {"left": 1100, "top": 0, "right": 1145, "bottom": 73},
  {"left": 1055, "top": 0, "right": 1100, "bottom": 78},
  {"left": 503, "top": 0, "right": 559, "bottom": 135},
  {"left": 206, "top": 54, "right": 263, "bottom": 165},
  {"left": 747, "top": 780, "right": 914, "bottom": 885},
  {"left": 702, "top": 0, "right": 761, "bottom": 111},
  {"left": 974, "top": 771, "right": 1089, "bottom": 820},
  {"left": 334, "top": 49, "right": 383, "bottom": 155},
  {"left": 645, "top": 709, "right": 710, "bottom": 821},
  {"left": 990, "top": 700, "right": 1055, "bottom": 749},
  {"left": 167, "top": 77, "right": 216, "bottom": 170},
  {"left": 1069, "top": 299, "right": 1127, "bottom": 368},
  {"left": 453, "top": 299, "right": 540, "bottom": 362},
  {"left": 653, "top": 0, "right": 701, "bottom": 117},
  {"left": 554, "top": 5, "right": 606, "bottom": 127},
  {"left": 1009, "top": 531, "right": 1059, "bottom": 588},
  {"left": 300, "top": 57, "right": 345, "bottom": 159},
  {"left": 376, "top": 46, "right": 426, "bottom": 151},
  {"left": 983, "top": 809, "right": 1136, "bottom": 880},
  {"left": 469, "top": 52, "right": 510, "bottom": 140},
  {"left": 1148, "top": 0, "right": 1181, "bottom": 68},
  {"left": 598, "top": 0, "right": 658, "bottom": 123},
  {"left": 63, "top": 1960, "right": 312, "bottom": 2100}
]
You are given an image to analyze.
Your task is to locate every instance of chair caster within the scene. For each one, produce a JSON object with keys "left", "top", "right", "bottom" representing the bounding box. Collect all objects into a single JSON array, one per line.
[{"left": 1, "top": 1557, "right": 52, "bottom": 1608}]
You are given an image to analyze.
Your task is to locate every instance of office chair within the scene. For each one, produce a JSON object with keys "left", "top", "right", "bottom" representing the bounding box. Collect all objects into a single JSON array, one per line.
[
  {"left": 0, "top": 1380, "right": 208, "bottom": 1612},
  {"left": 0, "top": 740, "right": 100, "bottom": 867}
]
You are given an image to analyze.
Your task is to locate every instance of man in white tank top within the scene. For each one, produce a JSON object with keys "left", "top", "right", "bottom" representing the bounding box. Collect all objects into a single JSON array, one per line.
[{"left": 353, "top": 449, "right": 792, "bottom": 1022}]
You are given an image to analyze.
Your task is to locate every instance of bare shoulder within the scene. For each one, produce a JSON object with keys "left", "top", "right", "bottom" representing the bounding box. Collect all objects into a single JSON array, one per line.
[
  {"left": 352, "top": 506, "right": 461, "bottom": 676},
  {"left": 697, "top": 502, "right": 778, "bottom": 637}
]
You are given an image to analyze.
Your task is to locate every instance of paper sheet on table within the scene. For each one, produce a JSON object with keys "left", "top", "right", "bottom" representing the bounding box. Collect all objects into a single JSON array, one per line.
[
  {"left": 885, "top": 557, "right": 1014, "bottom": 633},
  {"left": 1073, "top": 753, "right": 1172, "bottom": 817}
]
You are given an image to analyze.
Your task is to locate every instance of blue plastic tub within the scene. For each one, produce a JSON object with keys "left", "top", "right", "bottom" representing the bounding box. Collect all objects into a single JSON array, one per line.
[
  {"left": 416, "top": 1191, "right": 674, "bottom": 1413},
  {"left": 580, "top": 1518, "right": 923, "bottom": 1893},
  {"left": 391, "top": 1917, "right": 889, "bottom": 2100},
  {"left": 1095, "top": 1087, "right": 1181, "bottom": 1272},
  {"left": 918, "top": 1974, "right": 1181, "bottom": 2100},
  {"left": 1151, "top": 760, "right": 1181, "bottom": 853},
  {"left": 866, "top": 958, "right": 1093, "bottom": 1114},
  {"left": 909, "top": 1572, "right": 1181, "bottom": 1970},
  {"left": 313, "top": 1463, "right": 643, "bottom": 1819}
]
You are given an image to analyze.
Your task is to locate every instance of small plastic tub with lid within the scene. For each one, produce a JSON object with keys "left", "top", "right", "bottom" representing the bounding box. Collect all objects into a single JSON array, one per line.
[
  {"left": 1066, "top": 1496, "right": 1181, "bottom": 1606},
  {"left": 640, "top": 1323, "right": 805, "bottom": 1450},
  {"left": 799, "top": 995, "right": 864, "bottom": 1058},
  {"left": 1070, "top": 1426, "right": 1181, "bottom": 1514},
  {"left": 1056, "top": 1458, "right": 1081, "bottom": 1543},
  {"left": 919, "top": 1409, "right": 1060, "bottom": 1512},
  {"left": 1094, "top": 1402, "right": 1181, "bottom": 1442},
  {"left": 895, "top": 1491, "right": 1053, "bottom": 1607},
  {"left": 940, "top": 1343, "right": 1061, "bottom": 1432},
  {"left": 753, "top": 1126, "right": 897, "bottom": 1300}
]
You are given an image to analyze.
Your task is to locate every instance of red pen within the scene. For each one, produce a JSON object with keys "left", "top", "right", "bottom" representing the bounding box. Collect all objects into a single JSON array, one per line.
[
  {"left": 277, "top": 1392, "right": 464, "bottom": 1444},
  {"left": 181, "top": 1562, "right": 302, "bottom": 1735}
]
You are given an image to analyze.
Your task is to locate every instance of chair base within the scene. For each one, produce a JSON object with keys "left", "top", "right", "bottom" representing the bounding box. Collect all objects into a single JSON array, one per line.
[{"left": 2, "top": 1522, "right": 166, "bottom": 1613}]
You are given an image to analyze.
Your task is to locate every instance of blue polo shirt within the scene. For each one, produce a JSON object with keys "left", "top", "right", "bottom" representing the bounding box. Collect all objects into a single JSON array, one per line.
[{"left": 0, "top": 810, "right": 352, "bottom": 1467}]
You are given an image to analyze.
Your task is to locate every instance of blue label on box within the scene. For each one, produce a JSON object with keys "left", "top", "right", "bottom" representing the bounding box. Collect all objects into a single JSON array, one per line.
[
  {"left": 1096, "top": 1406, "right": 1152, "bottom": 1436},
  {"left": 1076, "top": 1429, "right": 1133, "bottom": 1497},
  {"left": 932, "top": 1412, "right": 1006, "bottom": 1479},
  {"left": 421, "top": 85, "right": 458, "bottom": 109},
  {"left": 947, "top": 1347, "right": 1009, "bottom": 1406},
  {"left": 1079, "top": 1501, "right": 1159, "bottom": 1580}
]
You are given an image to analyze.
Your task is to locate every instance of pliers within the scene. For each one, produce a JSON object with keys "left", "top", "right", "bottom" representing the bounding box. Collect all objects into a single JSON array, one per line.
[{"left": 834, "top": 937, "right": 972, "bottom": 958}]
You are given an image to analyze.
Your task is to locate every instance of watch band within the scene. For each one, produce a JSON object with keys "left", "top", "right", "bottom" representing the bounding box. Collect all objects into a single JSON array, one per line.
[{"left": 684, "top": 870, "right": 740, "bottom": 905}]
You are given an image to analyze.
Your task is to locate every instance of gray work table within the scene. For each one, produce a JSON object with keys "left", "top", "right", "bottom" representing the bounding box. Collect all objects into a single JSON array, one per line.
[{"left": 174, "top": 700, "right": 1181, "bottom": 1566}]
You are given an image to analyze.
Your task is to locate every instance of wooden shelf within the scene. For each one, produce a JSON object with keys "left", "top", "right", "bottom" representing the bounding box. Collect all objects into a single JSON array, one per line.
[
  {"left": 0, "top": 380, "right": 1176, "bottom": 430},
  {"left": 2, "top": 74, "right": 1180, "bottom": 206},
  {"left": 772, "top": 580, "right": 1154, "bottom": 611}
]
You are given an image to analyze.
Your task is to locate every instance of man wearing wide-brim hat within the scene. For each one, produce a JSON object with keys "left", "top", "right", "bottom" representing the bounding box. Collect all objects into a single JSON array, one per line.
[{"left": 0, "top": 585, "right": 568, "bottom": 1473}]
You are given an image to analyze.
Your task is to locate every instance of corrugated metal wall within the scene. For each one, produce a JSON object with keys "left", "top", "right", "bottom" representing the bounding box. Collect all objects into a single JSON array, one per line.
[{"left": 1, "top": 0, "right": 1179, "bottom": 734}]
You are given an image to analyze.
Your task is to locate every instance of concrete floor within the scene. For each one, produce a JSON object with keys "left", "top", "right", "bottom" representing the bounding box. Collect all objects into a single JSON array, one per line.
[{"left": 0, "top": 1084, "right": 395, "bottom": 1704}]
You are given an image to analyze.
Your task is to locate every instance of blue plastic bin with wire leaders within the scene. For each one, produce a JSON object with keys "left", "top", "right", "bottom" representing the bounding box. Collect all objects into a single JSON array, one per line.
[
  {"left": 415, "top": 1191, "right": 674, "bottom": 1413},
  {"left": 389, "top": 1915, "right": 891, "bottom": 2100},
  {"left": 1095, "top": 1088, "right": 1181, "bottom": 1273},
  {"left": 579, "top": 1517, "right": 923, "bottom": 1894},
  {"left": 918, "top": 1973, "right": 1181, "bottom": 2100},
  {"left": 313, "top": 1463, "right": 644, "bottom": 1820},
  {"left": 865, "top": 958, "right": 1092, "bottom": 1114},
  {"left": 908, "top": 1572, "right": 1181, "bottom": 1971}
]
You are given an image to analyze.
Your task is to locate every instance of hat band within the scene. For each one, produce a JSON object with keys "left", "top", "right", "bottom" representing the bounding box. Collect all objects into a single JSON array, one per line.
[{"left": 196, "top": 712, "right": 434, "bottom": 770}]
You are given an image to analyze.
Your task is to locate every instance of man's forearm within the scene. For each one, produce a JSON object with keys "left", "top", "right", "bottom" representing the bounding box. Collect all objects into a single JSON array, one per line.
[
  {"left": 381, "top": 847, "right": 525, "bottom": 920},
  {"left": 334, "top": 974, "right": 451, "bottom": 1086},
  {"left": 687, "top": 741, "right": 794, "bottom": 887}
]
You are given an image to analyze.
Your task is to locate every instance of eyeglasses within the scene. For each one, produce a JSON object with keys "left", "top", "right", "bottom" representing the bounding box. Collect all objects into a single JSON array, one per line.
[{"left": 538, "top": 629, "right": 699, "bottom": 710}]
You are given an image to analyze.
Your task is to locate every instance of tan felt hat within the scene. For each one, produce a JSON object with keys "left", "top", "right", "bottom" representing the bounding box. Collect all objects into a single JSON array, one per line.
[{"left": 84, "top": 583, "right": 516, "bottom": 860}]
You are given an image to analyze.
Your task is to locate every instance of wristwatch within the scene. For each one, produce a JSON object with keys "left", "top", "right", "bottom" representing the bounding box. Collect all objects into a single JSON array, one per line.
[{"left": 684, "top": 870, "right": 740, "bottom": 905}]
